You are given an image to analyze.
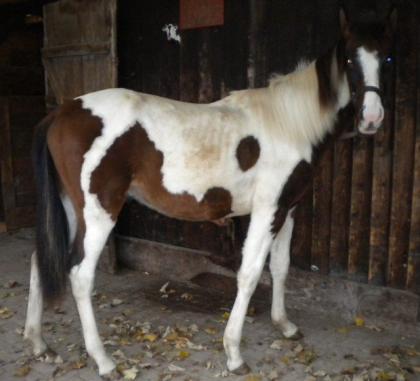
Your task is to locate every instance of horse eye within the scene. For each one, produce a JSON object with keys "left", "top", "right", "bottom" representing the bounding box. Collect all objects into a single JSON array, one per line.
[
  {"left": 347, "top": 58, "right": 353, "bottom": 66},
  {"left": 385, "top": 56, "right": 393, "bottom": 64}
]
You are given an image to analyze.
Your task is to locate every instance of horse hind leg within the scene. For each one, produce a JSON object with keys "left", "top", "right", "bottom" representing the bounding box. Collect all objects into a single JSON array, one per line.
[
  {"left": 69, "top": 194, "right": 121, "bottom": 376},
  {"left": 269, "top": 210, "right": 301, "bottom": 339},
  {"left": 24, "top": 252, "right": 48, "bottom": 356},
  {"left": 23, "top": 194, "right": 78, "bottom": 358}
]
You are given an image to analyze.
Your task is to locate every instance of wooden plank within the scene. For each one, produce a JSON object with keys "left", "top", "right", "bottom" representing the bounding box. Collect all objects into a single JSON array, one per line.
[
  {"left": 311, "top": 146, "right": 333, "bottom": 275},
  {"left": 407, "top": 6, "right": 420, "bottom": 294},
  {"left": 222, "top": 0, "right": 248, "bottom": 94},
  {"left": 347, "top": 136, "right": 373, "bottom": 281},
  {"left": 248, "top": 0, "right": 267, "bottom": 87},
  {"left": 0, "top": 97, "right": 16, "bottom": 229},
  {"left": 291, "top": 192, "right": 312, "bottom": 271},
  {"left": 179, "top": 29, "right": 199, "bottom": 102},
  {"left": 42, "top": 42, "right": 111, "bottom": 58},
  {"left": 329, "top": 109, "right": 353, "bottom": 275},
  {"left": 368, "top": 47, "right": 395, "bottom": 286},
  {"left": 388, "top": 2, "right": 417, "bottom": 288}
]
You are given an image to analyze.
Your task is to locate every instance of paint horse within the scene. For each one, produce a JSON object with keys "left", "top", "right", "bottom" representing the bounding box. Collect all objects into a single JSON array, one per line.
[{"left": 24, "top": 9, "right": 395, "bottom": 379}]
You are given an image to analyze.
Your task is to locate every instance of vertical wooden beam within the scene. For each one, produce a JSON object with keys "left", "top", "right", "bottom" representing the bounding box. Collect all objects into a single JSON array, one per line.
[
  {"left": 329, "top": 109, "right": 353, "bottom": 275},
  {"left": 368, "top": 49, "right": 395, "bottom": 286},
  {"left": 388, "top": 2, "right": 417, "bottom": 288},
  {"left": 407, "top": 5, "right": 420, "bottom": 294},
  {"left": 311, "top": 147, "right": 333, "bottom": 274},
  {"left": 222, "top": 0, "right": 249, "bottom": 94},
  {"left": 291, "top": 193, "right": 313, "bottom": 271},
  {"left": 0, "top": 97, "right": 16, "bottom": 230},
  {"left": 347, "top": 136, "right": 373, "bottom": 281},
  {"left": 248, "top": 0, "right": 267, "bottom": 87}
]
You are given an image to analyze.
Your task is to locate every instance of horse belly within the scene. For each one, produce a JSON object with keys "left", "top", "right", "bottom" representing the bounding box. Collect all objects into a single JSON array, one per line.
[{"left": 128, "top": 180, "right": 233, "bottom": 222}]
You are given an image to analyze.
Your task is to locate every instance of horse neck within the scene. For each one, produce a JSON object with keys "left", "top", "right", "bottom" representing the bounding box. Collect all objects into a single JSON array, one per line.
[{"left": 266, "top": 42, "right": 351, "bottom": 152}]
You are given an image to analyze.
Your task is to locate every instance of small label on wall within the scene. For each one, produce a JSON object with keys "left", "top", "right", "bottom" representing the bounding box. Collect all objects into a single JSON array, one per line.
[{"left": 180, "top": 0, "right": 224, "bottom": 30}]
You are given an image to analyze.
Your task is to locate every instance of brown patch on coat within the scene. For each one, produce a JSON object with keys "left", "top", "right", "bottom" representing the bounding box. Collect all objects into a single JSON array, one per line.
[
  {"left": 47, "top": 99, "right": 103, "bottom": 220},
  {"left": 236, "top": 135, "right": 260, "bottom": 171},
  {"left": 46, "top": 99, "right": 104, "bottom": 266},
  {"left": 90, "top": 123, "right": 233, "bottom": 222},
  {"left": 271, "top": 160, "right": 312, "bottom": 234}
]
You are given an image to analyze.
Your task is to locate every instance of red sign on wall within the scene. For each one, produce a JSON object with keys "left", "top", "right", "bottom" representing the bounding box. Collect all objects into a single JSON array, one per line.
[{"left": 180, "top": 0, "right": 224, "bottom": 30}]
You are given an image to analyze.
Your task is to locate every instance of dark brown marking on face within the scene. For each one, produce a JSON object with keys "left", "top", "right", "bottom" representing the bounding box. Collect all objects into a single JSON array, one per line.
[
  {"left": 271, "top": 161, "right": 312, "bottom": 235},
  {"left": 90, "top": 123, "right": 233, "bottom": 222},
  {"left": 236, "top": 135, "right": 260, "bottom": 171}
]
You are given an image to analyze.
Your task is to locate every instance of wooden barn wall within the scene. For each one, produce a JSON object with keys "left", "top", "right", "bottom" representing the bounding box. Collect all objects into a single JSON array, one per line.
[
  {"left": 115, "top": 0, "right": 419, "bottom": 294},
  {"left": 0, "top": 6, "right": 45, "bottom": 231}
]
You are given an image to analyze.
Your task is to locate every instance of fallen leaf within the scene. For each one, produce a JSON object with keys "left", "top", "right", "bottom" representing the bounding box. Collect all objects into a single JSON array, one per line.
[
  {"left": 178, "top": 350, "right": 190, "bottom": 360},
  {"left": 123, "top": 366, "right": 139, "bottom": 380},
  {"left": 180, "top": 293, "right": 193, "bottom": 301},
  {"left": 336, "top": 327, "right": 351, "bottom": 334},
  {"left": 14, "top": 365, "right": 31, "bottom": 377},
  {"left": 112, "top": 298, "right": 124, "bottom": 306},
  {"left": 205, "top": 327, "right": 218, "bottom": 335},
  {"left": 270, "top": 340, "right": 283, "bottom": 350},
  {"left": 0, "top": 306, "right": 14, "bottom": 319},
  {"left": 168, "top": 363, "right": 185, "bottom": 372},
  {"left": 143, "top": 333, "right": 158, "bottom": 342},
  {"left": 245, "top": 375, "right": 262, "bottom": 381},
  {"left": 71, "top": 359, "right": 87, "bottom": 369},
  {"left": 160, "top": 282, "right": 170, "bottom": 293},
  {"left": 354, "top": 316, "right": 365, "bottom": 327}
]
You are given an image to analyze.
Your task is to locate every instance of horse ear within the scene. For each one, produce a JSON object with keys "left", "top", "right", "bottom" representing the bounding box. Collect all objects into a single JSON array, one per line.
[{"left": 339, "top": 8, "right": 350, "bottom": 37}]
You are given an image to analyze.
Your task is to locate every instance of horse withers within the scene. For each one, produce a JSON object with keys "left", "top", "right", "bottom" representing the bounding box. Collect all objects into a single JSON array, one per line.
[{"left": 24, "top": 8, "right": 396, "bottom": 378}]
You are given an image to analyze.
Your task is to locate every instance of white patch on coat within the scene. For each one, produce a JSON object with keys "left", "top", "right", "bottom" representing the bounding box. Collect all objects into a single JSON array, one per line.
[{"left": 357, "top": 47, "right": 384, "bottom": 130}]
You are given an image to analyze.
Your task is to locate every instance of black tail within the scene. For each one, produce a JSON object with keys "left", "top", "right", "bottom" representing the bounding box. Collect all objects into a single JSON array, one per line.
[{"left": 32, "top": 113, "right": 69, "bottom": 302}]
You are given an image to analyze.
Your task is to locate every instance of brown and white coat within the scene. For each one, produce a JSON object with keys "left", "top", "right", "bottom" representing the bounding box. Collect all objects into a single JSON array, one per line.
[{"left": 24, "top": 9, "right": 395, "bottom": 378}]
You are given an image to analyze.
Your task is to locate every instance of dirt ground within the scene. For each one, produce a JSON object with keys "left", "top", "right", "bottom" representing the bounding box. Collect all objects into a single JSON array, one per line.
[{"left": 0, "top": 229, "right": 419, "bottom": 381}]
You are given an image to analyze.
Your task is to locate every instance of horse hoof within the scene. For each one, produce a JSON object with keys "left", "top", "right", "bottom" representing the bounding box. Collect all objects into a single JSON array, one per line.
[
  {"left": 231, "top": 363, "right": 252, "bottom": 375},
  {"left": 101, "top": 369, "right": 122, "bottom": 380},
  {"left": 36, "top": 348, "right": 63, "bottom": 364},
  {"left": 284, "top": 329, "right": 303, "bottom": 341}
]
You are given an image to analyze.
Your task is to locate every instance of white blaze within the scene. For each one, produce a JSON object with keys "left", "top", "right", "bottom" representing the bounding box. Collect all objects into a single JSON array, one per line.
[{"left": 357, "top": 47, "right": 384, "bottom": 131}]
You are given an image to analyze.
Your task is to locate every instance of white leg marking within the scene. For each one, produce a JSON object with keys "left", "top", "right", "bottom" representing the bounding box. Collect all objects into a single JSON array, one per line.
[
  {"left": 223, "top": 206, "right": 276, "bottom": 371},
  {"left": 269, "top": 211, "right": 298, "bottom": 338},
  {"left": 24, "top": 252, "right": 48, "bottom": 356},
  {"left": 70, "top": 200, "right": 115, "bottom": 375},
  {"left": 61, "top": 194, "right": 77, "bottom": 246}
]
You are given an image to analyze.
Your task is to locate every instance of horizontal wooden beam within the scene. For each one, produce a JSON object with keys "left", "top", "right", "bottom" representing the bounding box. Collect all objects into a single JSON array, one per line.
[{"left": 42, "top": 42, "right": 111, "bottom": 58}]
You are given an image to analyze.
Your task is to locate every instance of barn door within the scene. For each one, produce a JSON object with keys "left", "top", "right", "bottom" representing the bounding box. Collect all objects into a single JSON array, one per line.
[
  {"left": 42, "top": 0, "right": 118, "bottom": 271},
  {"left": 42, "top": 0, "right": 117, "bottom": 107}
]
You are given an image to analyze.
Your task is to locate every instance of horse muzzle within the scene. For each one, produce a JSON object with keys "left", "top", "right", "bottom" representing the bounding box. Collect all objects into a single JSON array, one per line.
[{"left": 358, "top": 86, "right": 384, "bottom": 135}]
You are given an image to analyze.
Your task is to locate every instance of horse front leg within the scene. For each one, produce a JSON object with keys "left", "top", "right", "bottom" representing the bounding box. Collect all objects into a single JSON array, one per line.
[
  {"left": 269, "top": 210, "right": 301, "bottom": 339},
  {"left": 223, "top": 206, "right": 276, "bottom": 374}
]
